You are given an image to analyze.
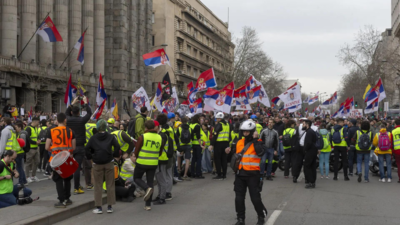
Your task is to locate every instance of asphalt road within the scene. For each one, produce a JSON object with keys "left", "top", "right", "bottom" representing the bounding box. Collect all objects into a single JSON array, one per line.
[{"left": 54, "top": 167, "right": 400, "bottom": 225}]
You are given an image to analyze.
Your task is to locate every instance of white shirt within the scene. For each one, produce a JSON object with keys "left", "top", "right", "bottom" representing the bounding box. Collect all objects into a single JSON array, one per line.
[{"left": 299, "top": 124, "right": 318, "bottom": 146}]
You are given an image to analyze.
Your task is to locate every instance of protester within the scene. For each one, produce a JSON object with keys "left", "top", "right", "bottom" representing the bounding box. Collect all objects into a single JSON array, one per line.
[
  {"left": 273, "top": 116, "right": 285, "bottom": 158},
  {"left": 176, "top": 117, "right": 192, "bottom": 180},
  {"left": 351, "top": 121, "right": 372, "bottom": 183},
  {"left": 331, "top": 118, "right": 349, "bottom": 181},
  {"left": 129, "top": 107, "right": 148, "bottom": 139},
  {"left": 14, "top": 122, "right": 28, "bottom": 185},
  {"left": 189, "top": 114, "right": 204, "bottom": 179},
  {"left": 373, "top": 123, "right": 392, "bottom": 183},
  {"left": 391, "top": 119, "right": 400, "bottom": 183},
  {"left": 281, "top": 119, "right": 296, "bottom": 178},
  {"left": 37, "top": 119, "right": 48, "bottom": 173},
  {"left": 303, "top": 119, "right": 318, "bottom": 188},
  {"left": 259, "top": 119, "right": 279, "bottom": 180},
  {"left": 25, "top": 117, "right": 41, "bottom": 183},
  {"left": 209, "top": 112, "right": 230, "bottom": 180},
  {"left": 346, "top": 119, "right": 359, "bottom": 176}
]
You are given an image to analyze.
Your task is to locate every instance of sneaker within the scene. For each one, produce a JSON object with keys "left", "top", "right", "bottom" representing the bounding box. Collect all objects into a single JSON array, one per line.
[
  {"left": 364, "top": 180, "right": 369, "bottom": 183},
  {"left": 152, "top": 196, "right": 160, "bottom": 202},
  {"left": 235, "top": 218, "right": 245, "bottom": 225},
  {"left": 36, "top": 168, "right": 41, "bottom": 173},
  {"left": 212, "top": 176, "right": 224, "bottom": 180},
  {"left": 64, "top": 199, "right": 72, "bottom": 205},
  {"left": 358, "top": 173, "right": 362, "bottom": 183},
  {"left": 74, "top": 188, "right": 85, "bottom": 195},
  {"left": 23, "top": 182, "right": 29, "bottom": 186},
  {"left": 144, "top": 206, "right": 151, "bottom": 211},
  {"left": 54, "top": 202, "right": 66, "bottom": 208},
  {"left": 153, "top": 199, "right": 166, "bottom": 205},
  {"left": 271, "top": 172, "right": 275, "bottom": 177},
  {"left": 284, "top": 176, "right": 289, "bottom": 179},
  {"left": 266, "top": 176, "right": 273, "bottom": 181},
  {"left": 174, "top": 177, "right": 183, "bottom": 182},
  {"left": 93, "top": 208, "right": 103, "bottom": 214},
  {"left": 195, "top": 176, "right": 205, "bottom": 179},
  {"left": 107, "top": 206, "right": 113, "bottom": 213},
  {"left": 382, "top": 178, "right": 386, "bottom": 183},
  {"left": 349, "top": 173, "right": 353, "bottom": 176},
  {"left": 344, "top": 176, "right": 350, "bottom": 181},
  {"left": 143, "top": 187, "right": 153, "bottom": 201},
  {"left": 388, "top": 178, "right": 392, "bottom": 183},
  {"left": 333, "top": 177, "right": 338, "bottom": 181},
  {"left": 165, "top": 193, "right": 172, "bottom": 201},
  {"left": 182, "top": 176, "right": 191, "bottom": 181},
  {"left": 32, "top": 176, "right": 40, "bottom": 182},
  {"left": 86, "top": 185, "right": 94, "bottom": 190},
  {"left": 44, "top": 171, "right": 50, "bottom": 176},
  {"left": 27, "top": 177, "right": 33, "bottom": 183},
  {"left": 326, "top": 176, "right": 330, "bottom": 179},
  {"left": 256, "top": 216, "right": 265, "bottom": 225},
  {"left": 321, "top": 176, "right": 324, "bottom": 179}
]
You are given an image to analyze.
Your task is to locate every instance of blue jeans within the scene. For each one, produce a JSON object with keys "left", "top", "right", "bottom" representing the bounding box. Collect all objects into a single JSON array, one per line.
[
  {"left": 260, "top": 148, "right": 274, "bottom": 176},
  {"left": 348, "top": 147, "right": 356, "bottom": 174},
  {"left": 202, "top": 147, "right": 213, "bottom": 173},
  {"left": 191, "top": 145, "right": 203, "bottom": 177},
  {"left": 278, "top": 141, "right": 284, "bottom": 159},
  {"left": 0, "top": 185, "right": 32, "bottom": 209},
  {"left": 378, "top": 154, "right": 392, "bottom": 179},
  {"left": 319, "top": 152, "right": 330, "bottom": 176},
  {"left": 357, "top": 152, "right": 370, "bottom": 180},
  {"left": 15, "top": 153, "right": 27, "bottom": 185}
]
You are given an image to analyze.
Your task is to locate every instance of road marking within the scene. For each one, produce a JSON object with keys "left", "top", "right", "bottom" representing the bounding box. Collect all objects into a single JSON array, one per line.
[{"left": 266, "top": 201, "right": 287, "bottom": 225}]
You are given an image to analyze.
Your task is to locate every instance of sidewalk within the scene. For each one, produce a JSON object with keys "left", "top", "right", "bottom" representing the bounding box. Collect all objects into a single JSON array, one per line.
[{"left": 0, "top": 172, "right": 106, "bottom": 225}]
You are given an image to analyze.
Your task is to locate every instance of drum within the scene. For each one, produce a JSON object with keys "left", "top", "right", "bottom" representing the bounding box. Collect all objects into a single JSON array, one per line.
[{"left": 50, "top": 151, "right": 78, "bottom": 178}]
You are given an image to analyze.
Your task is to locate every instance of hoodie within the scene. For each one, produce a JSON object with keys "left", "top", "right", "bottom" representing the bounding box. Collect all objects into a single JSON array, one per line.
[
  {"left": 85, "top": 132, "right": 121, "bottom": 165},
  {"left": 373, "top": 128, "right": 392, "bottom": 155},
  {"left": 0, "top": 125, "right": 15, "bottom": 156},
  {"left": 346, "top": 125, "right": 359, "bottom": 147}
]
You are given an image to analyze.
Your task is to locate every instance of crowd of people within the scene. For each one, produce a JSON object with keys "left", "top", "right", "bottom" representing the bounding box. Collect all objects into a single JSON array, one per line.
[{"left": 1, "top": 98, "right": 400, "bottom": 225}]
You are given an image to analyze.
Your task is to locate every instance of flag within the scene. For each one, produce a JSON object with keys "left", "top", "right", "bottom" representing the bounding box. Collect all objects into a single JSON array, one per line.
[
  {"left": 123, "top": 99, "right": 131, "bottom": 117},
  {"left": 235, "top": 92, "right": 252, "bottom": 111},
  {"left": 271, "top": 97, "right": 281, "bottom": 108},
  {"left": 28, "top": 107, "right": 32, "bottom": 121},
  {"left": 332, "top": 91, "right": 338, "bottom": 104},
  {"left": 223, "top": 81, "right": 235, "bottom": 91},
  {"left": 92, "top": 99, "right": 106, "bottom": 120},
  {"left": 246, "top": 86, "right": 262, "bottom": 104},
  {"left": 188, "top": 88, "right": 198, "bottom": 104},
  {"left": 154, "top": 83, "right": 166, "bottom": 113},
  {"left": 252, "top": 77, "right": 271, "bottom": 107},
  {"left": 161, "top": 72, "right": 172, "bottom": 101},
  {"left": 36, "top": 16, "right": 63, "bottom": 42},
  {"left": 142, "top": 48, "right": 171, "bottom": 68},
  {"left": 64, "top": 74, "right": 74, "bottom": 107},
  {"left": 365, "top": 98, "right": 379, "bottom": 114},
  {"left": 131, "top": 87, "right": 151, "bottom": 113},
  {"left": 74, "top": 31, "right": 85, "bottom": 65},
  {"left": 278, "top": 83, "right": 302, "bottom": 109},
  {"left": 321, "top": 97, "right": 331, "bottom": 108},
  {"left": 344, "top": 97, "right": 354, "bottom": 113},
  {"left": 245, "top": 76, "right": 255, "bottom": 92},
  {"left": 308, "top": 95, "right": 318, "bottom": 105},
  {"left": 332, "top": 110, "right": 339, "bottom": 118},
  {"left": 203, "top": 87, "right": 234, "bottom": 114},
  {"left": 190, "top": 98, "right": 203, "bottom": 115},
  {"left": 111, "top": 99, "right": 119, "bottom": 120},
  {"left": 187, "top": 81, "right": 194, "bottom": 93},
  {"left": 288, "top": 104, "right": 301, "bottom": 113},
  {"left": 305, "top": 108, "right": 308, "bottom": 114},
  {"left": 195, "top": 68, "right": 217, "bottom": 92},
  {"left": 177, "top": 100, "right": 190, "bottom": 116},
  {"left": 96, "top": 73, "right": 107, "bottom": 109},
  {"left": 365, "top": 78, "right": 386, "bottom": 106},
  {"left": 303, "top": 96, "right": 309, "bottom": 104},
  {"left": 163, "top": 87, "right": 179, "bottom": 113},
  {"left": 363, "top": 84, "right": 372, "bottom": 100}
]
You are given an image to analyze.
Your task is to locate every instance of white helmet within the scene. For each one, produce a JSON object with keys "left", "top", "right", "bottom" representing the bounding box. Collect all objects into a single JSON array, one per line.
[
  {"left": 215, "top": 112, "right": 224, "bottom": 119},
  {"left": 240, "top": 119, "right": 256, "bottom": 131},
  {"left": 186, "top": 113, "right": 193, "bottom": 118}
]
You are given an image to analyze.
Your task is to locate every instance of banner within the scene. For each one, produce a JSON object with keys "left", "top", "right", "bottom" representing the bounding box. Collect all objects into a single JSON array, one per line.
[
  {"left": 131, "top": 87, "right": 151, "bottom": 113},
  {"left": 349, "top": 109, "right": 363, "bottom": 118},
  {"left": 162, "top": 87, "right": 179, "bottom": 113},
  {"left": 278, "top": 83, "right": 302, "bottom": 109}
]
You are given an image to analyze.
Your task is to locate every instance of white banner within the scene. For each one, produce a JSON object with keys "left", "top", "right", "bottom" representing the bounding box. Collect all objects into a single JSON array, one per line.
[
  {"left": 177, "top": 104, "right": 190, "bottom": 116},
  {"left": 131, "top": 87, "right": 151, "bottom": 113},
  {"left": 278, "top": 84, "right": 302, "bottom": 109},
  {"left": 253, "top": 77, "right": 271, "bottom": 107},
  {"left": 349, "top": 109, "right": 363, "bottom": 118},
  {"left": 162, "top": 87, "right": 179, "bottom": 113}
]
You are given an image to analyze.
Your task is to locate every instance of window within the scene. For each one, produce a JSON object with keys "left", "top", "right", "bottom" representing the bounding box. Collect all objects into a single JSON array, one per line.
[
  {"left": 187, "top": 45, "right": 191, "bottom": 55},
  {"left": 194, "top": 29, "right": 197, "bottom": 38},
  {"left": 187, "top": 65, "right": 191, "bottom": 75},
  {"left": 177, "top": 20, "right": 181, "bottom": 30},
  {"left": 212, "top": 59, "right": 214, "bottom": 65},
  {"left": 193, "top": 68, "right": 197, "bottom": 77},
  {"left": 187, "top": 24, "right": 191, "bottom": 33},
  {"left": 206, "top": 55, "right": 209, "bottom": 63},
  {"left": 206, "top": 37, "right": 210, "bottom": 46},
  {"left": 151, "top": 12, "right": 155, "bottom": 24},
  {"left": 178, "top": 41, "right": 183, "bottom": 52},
  {"left": 177, "top": 62, "right": 183, "bottom": 71},
  {"left": 200, "top": 33, "right": 203, "bottom": 42},
  {"left": 152, "top": 35, "right": 155, "bottom": 46},
  {"left": 193, "top": 49, "right": 198, "bottom": 58},
  {"left": 200, "top": 52, "right": 204, "bottom": 60}
]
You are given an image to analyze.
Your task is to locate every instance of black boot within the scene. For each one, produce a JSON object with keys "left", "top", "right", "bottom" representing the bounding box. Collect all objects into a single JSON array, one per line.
[
  {"left": 305, "top": 183, "right": 315, "bottom": 189},
  {"left": 293, "top": 176, "right": 297, "bottom": 183},
  {"left": 153, "top": 199, "right": 166, "bottom": 205},
  {"left": 234, "top": 218, "right": 245, "bottom": 225},
  {"left": 266, "top": 176, "right": 273, "bottom": 181},
  {"left": 256, "top": 217, "right": 265, "bottom": 225},
  {"left": 152, "top": 196, "right": 160, "bottom": 202}
]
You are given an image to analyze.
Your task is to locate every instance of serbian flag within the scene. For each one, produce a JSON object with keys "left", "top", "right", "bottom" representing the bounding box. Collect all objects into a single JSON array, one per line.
[
  {"left": 344, "top": 97, "right": 354, "bottom": 112},
  {"left": 271, "top": 97, "right": 281, "bottom": 108},
  {"left": 223, "top": 82, "right": 235, "bottom": 91},
  {"left": 204, "top": 87, "right": 233, "bottom": 114},
  {"left": 308, "top": 95, "right": 318, "bottom": 105},
  {"left": 188, "top": 88, "right": 198, "bottom": 104},
  {"left": 321, "top": 97, "right": 331, "bottom": 107},
  {"left": 365, "top": 98, "right": 379, "bottom": 114},
  {"left": 195, "top": 68, "right": 217, "bottom": 92},
  {"left": 332, "top": 110, "right": 339, "bottom": 118},
  {"left": 142, "top": 49, "right": 171, "bottom": 68},
  {"left": 245, "top": 76, "right": 255, "bottom": 92},
  {"left": 365, "top": 78, "right": 386, "bottom": 106},
  {"left": 111, "top": 99, "right": 119, "bottom": 120},
  {"left": 74, "top": 31, "right": 85, "bottom": 65},
  {"left": 28, "top": 107, "right": 32, "bottom": 121},
  {"left": 36, "top": 16, "right": 63, "bottom": 42},
  {"left": 305, "top": 108, "right": 308, "bottom": 114},
  {"left": 190, "top": 98, "right": 203, "bottom": 115},
  {"left": 64, "top": 74, "right": 75, "bottom": 107},
  {"left": 332, "top": 92, "right": 338, "bottom": 104},
  {"left": 187, "top": 82, "right": 194, "bottom": 93},
  {"left": 92, "top": 99, "right": 106, "bottom": 120},
  {"left": 96, "top": 73, "right": 107, "bottom": 108},
  {"left": 246, "top": 86, "right": 262, "bottom": 104},
  {"left": 235, "top": 92, "right": 251, "bottom": 111},
  {"left": 154, "top": 83, "right": 166, "bottom": 113}
]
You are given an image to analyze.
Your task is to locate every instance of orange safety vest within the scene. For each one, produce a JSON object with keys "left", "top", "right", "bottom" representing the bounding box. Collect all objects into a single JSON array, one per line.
[
  {"left": 49, "top": 126, "right": 73, "bottom": 162},
  {"left": 236, "top": 139, "right": 261, "bottom": 171}
]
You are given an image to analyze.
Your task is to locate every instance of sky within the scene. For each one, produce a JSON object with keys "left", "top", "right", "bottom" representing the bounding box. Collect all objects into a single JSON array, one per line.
[{"left": 201, "top": 0, "right": 390, "bottom": 98}]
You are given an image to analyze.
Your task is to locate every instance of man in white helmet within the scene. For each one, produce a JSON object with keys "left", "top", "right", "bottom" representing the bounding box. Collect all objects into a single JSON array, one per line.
[
  {"left": 209, "top": 112, "right": 231, "bottom": 180},
  {"left": 226, "top": 120, "right": 267, "bottom": 225}
]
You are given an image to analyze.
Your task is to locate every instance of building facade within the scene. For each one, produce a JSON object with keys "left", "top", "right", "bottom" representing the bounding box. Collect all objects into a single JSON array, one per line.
[
  {"left": 152, "top": 0, "right": 234, "bottom": 100},
  {"left": 0, "top": 0, "right": 152, "bottom": 116}
]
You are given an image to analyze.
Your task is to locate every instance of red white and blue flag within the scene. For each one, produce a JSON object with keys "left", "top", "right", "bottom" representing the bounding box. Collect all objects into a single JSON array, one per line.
[
  {"left": 234, "top": 92, "right": 251, "bottom": 110},
  {"left": 305, "top": 108, "right": 308, "bottom": 114},
  {"left": 64, "top": 74, "right": 76, "bottom": 107},
  {"left": 195, "top": 68, "right": 217, "bottom": 92},
  {"left": 245, "top": 76, "right": 255, "bottom": 92},
  {"left": 154, "top": 83, "right": 166, "bottom": 113},
  {"left": 332, "top": 110, "right": 339, "bottom": 118},
  {"left": 332, "top": 92, "right": 338, "bottom": 104},
  {"left": 271, "top": 97, "right": 281, "bottom": 108},
  {"left": 96, "top": 73, "right": 107, "bottom": 109},
  {"left": 36, "top": 16, "right": 63, "bottom": 42},
  {"left": 308, "top": 95, "right": 318, "bottom": 105},
  {"left": 92, "top": 99, "right": 106, "bottom": 120},
  {"left": 187, "top": 82, "right": 194, "bottom": 93},
  {"left": 190, "top": 98, "right": 203, "bottom": 115},
  {"left": 74, "top": 31, "right": 86, "bottom": 65},
  {"left": 365, "top": 98, "right": 379, "bottom": 114},
  {"left": 142, "top": 49, "right": 171, "bottom": 68},
  {"left": 365, "top": 78, "right": 386, "bottom": 106},
  {"left": 246, "top": 86, "right": 262, "bottom": 104},
  {"left": 204, "top": 85, "right": 233, "bottom": 114}
]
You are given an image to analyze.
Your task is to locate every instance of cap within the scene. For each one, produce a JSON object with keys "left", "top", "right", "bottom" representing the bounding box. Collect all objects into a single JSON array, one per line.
[{"left": 154, "top": 120, "right": 160, "bottom": 127}]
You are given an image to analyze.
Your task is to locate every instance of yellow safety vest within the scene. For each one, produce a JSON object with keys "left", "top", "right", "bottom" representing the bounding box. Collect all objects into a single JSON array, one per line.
[
  {"left": 85, "top": 123, "right": 97, "bottom": 146},
  {"left": 159, "top": 131, "right": 169, "bottom": 162},
  {"left": 190, "top": 123, "right": 201, "bottom": 145},
  {"left": 5, "top": 129, "right": 16, "bottom": 151},
  {"left": 320, "top": 133, "right": 332, "bottom": 153},
  {"left": 136, "top": 132, "right": 161, "bottom": 166},
  {"left": 331, "top": 128, "right": 347, "bottom": 147},
  {"left": 283, "top": 128, "right": 295, "bottom": 149},
  {"left": 120, "top": 160, "right": 134, "bottom": 181},
  {"left": 216, "top": 122, "right": 229, "bottom": 142},
  {"left": 39, "top": 126, "right": 47, "bottom": 144},
  {"left": 230, "top": 131, "right": 240, "bottom": 147},
  {"left": 16, "top": 133, "right": 24, "bottom": 154},
  {"left": 355, "top": 130, "right": 372, "bottom": 151},
  {"left": 0, "top": 159, "right": 14, "bottom": 195},
  {"left": 256, "top": 124, "right": 263, "bottom": 136},
  {"left": 28, "top": 126, "right": 39, "bottom": 148},
  {"left": 112, "top": 130, "right": 129, "bottom": 152},
  {"left": 200, "top": 129, "right": 210, "bottom": 147},
  {"left": 392, "top": 127, "right": 400, "bottom": 151},
  {"left": 178, "top": 126, "right": 192, "bottom": 146},
  {"left": 162, "top": 126, "right": 177, "bottom": 151}
]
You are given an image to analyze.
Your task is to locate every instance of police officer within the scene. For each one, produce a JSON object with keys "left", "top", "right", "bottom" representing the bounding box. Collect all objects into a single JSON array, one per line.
[
  {"left": 111, "top": 129, "right": 135, "bottom": 159},
  {"left": 228, "top": 120, "right": 267, "bottom": 225},
  {"left": 106, "top": 118, "right": 117, "bottom": 133},
  {"left": 209, "top": 112, "right": 230, "bottom": 180}
]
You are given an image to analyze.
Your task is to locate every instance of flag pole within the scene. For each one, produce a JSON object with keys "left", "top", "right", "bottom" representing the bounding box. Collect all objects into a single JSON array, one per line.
[
  {"left": 17, "top": 12, "right": 50, "bottom": 59},
  {"left": 59, "top": 27, "right": 88, "bottom": 69}
]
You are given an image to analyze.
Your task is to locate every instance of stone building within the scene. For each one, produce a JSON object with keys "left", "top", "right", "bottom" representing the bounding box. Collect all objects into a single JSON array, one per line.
[
  {"left": 0, "top": 0, "right": 152, "bottom": 116},
  {"left": 152, "top": 0, "right": 234, "bottom": 101}
]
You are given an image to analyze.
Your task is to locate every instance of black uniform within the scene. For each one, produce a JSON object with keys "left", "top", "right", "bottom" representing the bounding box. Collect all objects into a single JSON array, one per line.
[
  {"left": 303, "top": 128, "right": 318, "bottom": 185},
  {"left": 210, "top": 120, "right": 231, "bottom": 178}
]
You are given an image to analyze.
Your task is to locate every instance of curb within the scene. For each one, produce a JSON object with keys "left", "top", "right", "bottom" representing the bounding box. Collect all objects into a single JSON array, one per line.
[{"left": 9, "top": 195, "right": 107, "bottom": 225}]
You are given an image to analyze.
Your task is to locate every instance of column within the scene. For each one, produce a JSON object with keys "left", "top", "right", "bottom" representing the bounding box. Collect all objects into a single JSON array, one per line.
[
  {"left": 1, "top": 0, "right": 17, "bottom": 57},
  {"left": 138, "top": 0, "right": 146, "bottom": 88},
  {"left": 94, "top": 0, "right": 105, "bottom": 76},
  {"left": 68, "top": 0, "right": 81, "bottom": 72},
  {"left": 105, "top": 0, "right": 113, "bottom": 76},
  {"left": 112, "top": 0, "right": 128, "bottom": 88},
  {"left": 129, "top": 0, "right": 137, "bottom": 84},
  {"left": 82, "top": 0, "right": 94, "bottom": 75},
  {"left": 38, "top": 0, "right": 53, "bottom": 65},
  {"left": 145, "top": 0, "right": 153, "bottom": 91},
  {"left": 54, "top": 0, "right": 68, "bottom": 68},
  {"left": 20, "top": 0, "right": 36, "bottom": 62}
]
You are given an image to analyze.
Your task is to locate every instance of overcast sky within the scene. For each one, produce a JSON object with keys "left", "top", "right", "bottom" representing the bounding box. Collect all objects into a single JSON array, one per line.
[{"left": 201, "top": 0, "right": 390, "bottom": 98}]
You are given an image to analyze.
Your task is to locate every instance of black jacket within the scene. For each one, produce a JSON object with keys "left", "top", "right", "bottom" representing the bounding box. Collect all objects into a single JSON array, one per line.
[
  {"left": 346, "top": 126, "right": 359, "bottom": 147},
  {"left": 304, "top": 128, "right": 317, "bottom": 152},
  {"left": 65, "top": 105, "right": 92, "bottom": 147},
  {"left": 273, "top": 121, "right": 284, "bottom": 137},
  {"left": 85, "top": 132, "right": 120, "bottom": 165},
  {"left": 210, "top": 120, "right": 230, "bottom": 146}
]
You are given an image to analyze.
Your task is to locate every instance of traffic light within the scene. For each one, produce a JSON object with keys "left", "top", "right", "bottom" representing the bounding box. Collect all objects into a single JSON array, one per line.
[{"left": 355, "top": 101, "right": 358, "bottom": 108}]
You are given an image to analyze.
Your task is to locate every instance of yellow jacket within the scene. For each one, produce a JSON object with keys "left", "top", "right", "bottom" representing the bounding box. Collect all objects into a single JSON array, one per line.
[{"left": 373, "top": 128, "right": 392, "bottom": 155}]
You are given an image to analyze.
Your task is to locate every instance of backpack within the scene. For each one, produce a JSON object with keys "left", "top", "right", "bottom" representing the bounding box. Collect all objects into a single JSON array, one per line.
[
  {"left": 38, "top": 127, "right": 47, "bottom": 142},
  {"left": 358, "top": 131, "right": 372, "bottom": 150},
  {"left": 378, "top": 132, "right": 391, "bottom": 151},
  {"left": 315, "top": 132, "right": 324, "bottom": 150},
  {"left": 332, "top": 129, "right": 342, "bottom": 144},
  {"left": 321, "top": 133, "right": 330, "bottom": 150},
  {"left": 180, "top": 126, "right": 191, "bottom": 144},
  {"left": 127, "top": 117, "right": 145, "bottom": 139},
  {"left": 282, "top": 129, "right": 294, "bottom": 147},
  {"left": 19, "top": 130, "right": 31, "bottom": 153}
]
